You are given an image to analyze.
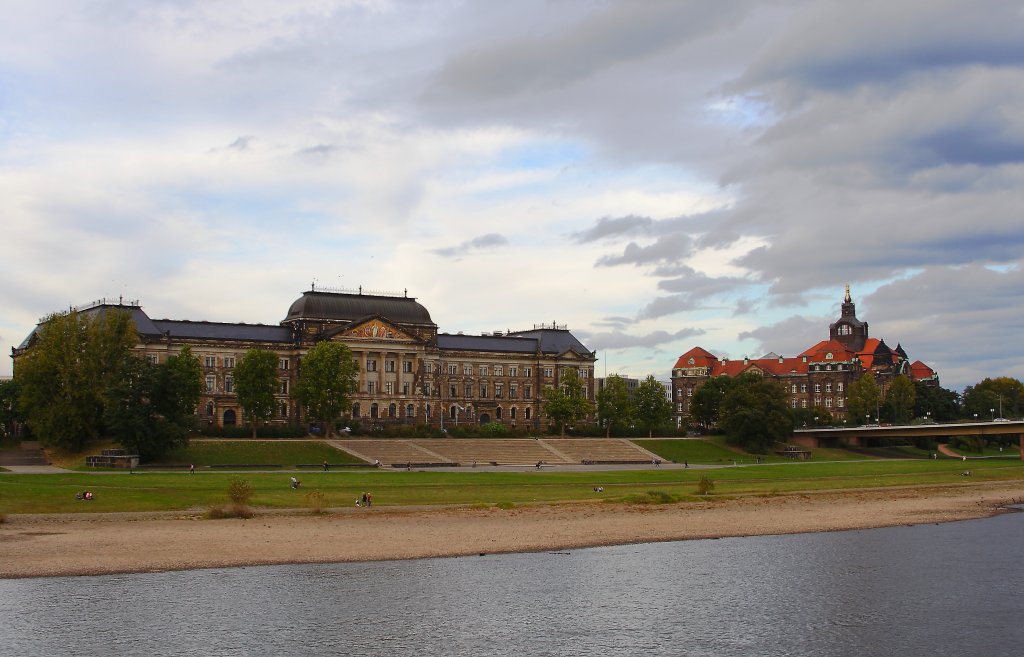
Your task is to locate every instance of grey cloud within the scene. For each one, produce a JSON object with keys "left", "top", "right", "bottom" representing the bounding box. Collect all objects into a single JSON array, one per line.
[
  {"left": 586, "top": 326, "right": 706, "bottom": 351},
  {"left": 295, "top": 144, "right": 337, "bottom": 158},
  {"left": 572, "top": 215, "right": 654, "bottom": 243},
  {"left": 730, "top": 0, "right": 1024, "bottom": 101},
  {"left": 596, "top": 233, "right": 694, "bottom": 267},
  {"left": 432, "top": 233, "right": 510, "bottom": 258},
  {"left": 738, "top": 315, "right": 831, "bottom": 358},
  {"left": 426, "top": 1, "right": 751, "bottom": 103},
  {"left": 229, "top": 136, "right": 253, "bottom": 150}
]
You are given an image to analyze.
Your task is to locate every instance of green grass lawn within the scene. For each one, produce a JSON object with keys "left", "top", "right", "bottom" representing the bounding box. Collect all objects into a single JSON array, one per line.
[
  {"left": 3, "top": 458, "right": 1022, "bottom": 515},
  {"left": 157, "top": 439, "right": 367, "bottom": 467},
  {"left": 636, "top": 437, "right": 875, "bottom": 464}
]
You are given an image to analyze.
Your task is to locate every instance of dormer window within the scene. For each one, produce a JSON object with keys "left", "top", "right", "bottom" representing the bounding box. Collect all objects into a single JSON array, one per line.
[
  {"left": 826, "top": 352, "right": 834, "bottom": 360},
  {"left": 688, "top": 358, "right": 695, "bottom": 365}
]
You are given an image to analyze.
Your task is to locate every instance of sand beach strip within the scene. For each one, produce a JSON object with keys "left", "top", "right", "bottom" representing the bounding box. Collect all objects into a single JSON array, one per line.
[{"left": 2, "top": 482, "right": 1021, "bottom": 579}]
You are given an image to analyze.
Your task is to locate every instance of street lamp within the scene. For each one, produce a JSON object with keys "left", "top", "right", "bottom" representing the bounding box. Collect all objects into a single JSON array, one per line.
[
  {"left": 865, "top": 414, "right": 870, "bottom": 426},
  {"left": 991, "top": 408, "right": 995, "bottom": 422}
]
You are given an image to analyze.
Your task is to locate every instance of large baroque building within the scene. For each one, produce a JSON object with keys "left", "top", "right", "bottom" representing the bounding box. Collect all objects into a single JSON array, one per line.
[
  {"left": 671, "top": 287, "right": 939, "bottom": 427},
  {"left": 14, "top": 287, "right": 597, "bottom": 430}
]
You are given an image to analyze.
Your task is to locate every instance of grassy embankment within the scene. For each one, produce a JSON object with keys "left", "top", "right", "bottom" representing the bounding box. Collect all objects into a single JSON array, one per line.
[{"left": 2, "top": 455, "right": 1021, "bottom": 515}]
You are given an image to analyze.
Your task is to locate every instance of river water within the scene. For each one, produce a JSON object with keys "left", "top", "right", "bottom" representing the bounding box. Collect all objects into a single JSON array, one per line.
[{"left": 2, "top": 512, "right": 1023, "bottom": 657}]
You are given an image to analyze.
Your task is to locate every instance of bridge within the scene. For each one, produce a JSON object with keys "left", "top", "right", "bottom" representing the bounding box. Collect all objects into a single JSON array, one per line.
[{"left": 793, "top": 420, "right": 1024, "bottom": 458}]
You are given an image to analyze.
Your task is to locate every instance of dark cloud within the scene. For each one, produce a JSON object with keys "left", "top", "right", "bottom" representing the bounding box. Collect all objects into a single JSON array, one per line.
[
  {"left": 432, "top": 233, "right": 510, "bottom": 258},
  {"left": 228, "top": 136, "right": 253, "bottom": 150},
  {"left": 738, "top": 314, "right": 831, "bottom": 358},
  {"left": 596, "top": 233, "right": 694, "bottom": 267},
  {"left": 571, "top": 214, "right": 654, "bottom": 242},
  {"left": 584, "top": 326, "right": 706, "bottom": 351}
]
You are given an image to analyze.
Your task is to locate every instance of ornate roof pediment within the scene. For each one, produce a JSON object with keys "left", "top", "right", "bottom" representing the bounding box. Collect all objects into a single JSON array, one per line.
[{"left": 332, "top": 316, "right": 416, "bottom": 342}]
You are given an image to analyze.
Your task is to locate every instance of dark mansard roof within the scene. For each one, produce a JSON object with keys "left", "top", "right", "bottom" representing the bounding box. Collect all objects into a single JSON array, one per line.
[{"left": 284, "top": 290, "right": 435, "bottom": 327}]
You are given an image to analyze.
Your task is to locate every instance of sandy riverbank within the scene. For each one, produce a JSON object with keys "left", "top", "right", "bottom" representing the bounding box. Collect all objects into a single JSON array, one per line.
[{"left": 2, "top": 482, "right": 1022, "bottom": 579}]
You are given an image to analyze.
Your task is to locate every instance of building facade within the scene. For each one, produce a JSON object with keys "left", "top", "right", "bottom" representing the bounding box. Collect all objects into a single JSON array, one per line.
[
  {"left": 14, "top": 287, "right": 597, "bottom": 431},
  {"left": 671, "top": 286, "right": 939, "bottom": 427}
]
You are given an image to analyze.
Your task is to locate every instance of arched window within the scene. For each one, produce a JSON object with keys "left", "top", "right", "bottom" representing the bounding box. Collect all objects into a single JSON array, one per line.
[
  {"left": 370, "top": 403, "right": 379, "bottom": 419},
  {"left": 496, "top": 407, "right": 502, "bottom": 420},
  {"left": 449, "top": 405, "right": 457, "bottom": 419},
  {"left": 525, "top": 408, "right": 532, "bottom": 420},
  {"left": 223, "top": 409, "right": 237, "bottom": 426},
  {"left": 425, "top": 404, "right": 431, "bottom": 418},
  {"left": 352, "top": 403, "right": 361, "bottom": 418},
  {"left": 206, "top": 402, "right": 214, "bottom": 417},
  {"left": 406, "top": 404, "right": 414, "bottom": 418},
  {"left": 388, "top": 403, "right": 397, "bottom": 418},
  {"left": 510, "top": 407, "right": 517, "bottom": 419}
]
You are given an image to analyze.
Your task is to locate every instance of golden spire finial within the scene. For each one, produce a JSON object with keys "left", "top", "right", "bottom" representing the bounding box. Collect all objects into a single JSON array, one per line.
[{"left": 844, "top": 283, "right": 851, "bottom": 303}]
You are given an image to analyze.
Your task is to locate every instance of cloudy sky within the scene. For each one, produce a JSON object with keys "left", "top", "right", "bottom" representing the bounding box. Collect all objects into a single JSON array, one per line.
[{"left": 2, "top": 0, "right": 1022, "bottom": 390}]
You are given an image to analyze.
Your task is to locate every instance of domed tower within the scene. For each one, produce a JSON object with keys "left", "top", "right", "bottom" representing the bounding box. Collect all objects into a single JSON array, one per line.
[{"left": 829, "top": 284, "right": 868, "bottom": 351}]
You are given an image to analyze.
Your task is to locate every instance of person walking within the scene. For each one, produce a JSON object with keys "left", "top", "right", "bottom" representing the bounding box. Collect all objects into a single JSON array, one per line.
[
  {"left": 189, "top": 463, "right": 195, "bottom": 475},
  {"left": 323, "top": 460, "right": 329, "bottom": 472}
]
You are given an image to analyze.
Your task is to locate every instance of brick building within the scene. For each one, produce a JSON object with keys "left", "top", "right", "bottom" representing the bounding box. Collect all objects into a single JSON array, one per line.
[{"left": 671, "top": 286, "right": 939, "bottom": 427}]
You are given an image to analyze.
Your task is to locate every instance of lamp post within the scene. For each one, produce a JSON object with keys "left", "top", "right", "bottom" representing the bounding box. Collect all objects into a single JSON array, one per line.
[
  {"left": 866, "top": 414, "right": 870, "bottom": 426},
  {"left": 991, "top": 408, "right": 995, "bottom": 422}
]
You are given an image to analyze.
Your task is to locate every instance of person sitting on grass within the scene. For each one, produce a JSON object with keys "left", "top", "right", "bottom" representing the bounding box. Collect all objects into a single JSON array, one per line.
[{"left": 290, "top": 477, "right": 301, "bottom": 489}]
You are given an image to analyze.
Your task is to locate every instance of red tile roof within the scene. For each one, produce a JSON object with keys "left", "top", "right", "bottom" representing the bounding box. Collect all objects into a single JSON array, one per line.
[
  {"left": 909, "top": 360, "right": 936, "bottom": 379},
  {"left": 673, "top": 346, "right": 719, "bottom": 369}
]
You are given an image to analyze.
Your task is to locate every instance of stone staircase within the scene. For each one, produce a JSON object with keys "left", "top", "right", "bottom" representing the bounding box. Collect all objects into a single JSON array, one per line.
[{"left": 0, "top": 441, "right": 50, "bottom": 466}]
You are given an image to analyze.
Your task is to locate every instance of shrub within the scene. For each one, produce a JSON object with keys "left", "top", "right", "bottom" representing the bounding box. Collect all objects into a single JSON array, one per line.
[
  {"left": 305, "top": 490, "right": 328, "bottom": 514},
  {"left": 696, "top": 475, "right": 715, "bottom": 496},
  {"left": 478, "top": 422, "right": 511, "bottom": 437},
  {"left": 622, "top": 490, "right": 678, "bottom": 504},
  {"left": 226, "top": 478, "right": 254, "bottom": 505},
  {"left": 495, "top": 501, "right": 516, "bottom": 509}
]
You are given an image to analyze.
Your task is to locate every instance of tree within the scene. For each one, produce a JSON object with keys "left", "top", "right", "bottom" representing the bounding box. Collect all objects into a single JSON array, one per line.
[
  {"left": 793, "top": 406, "right": 833, "bottom": 428},
  {"left": 0, "top": 378, "right": 23, "bottom": 441},
  {"left": 688, "top": 376, "right": 734, "bottom": 430},
  {"left": 913, "top": 382, "right": 961, "bottom": 423},
  {"left": 963, "top": 377, "right": 1023, "bottom": 420},
  {"left": 295, "top": 341, "right": 359, "bottom": 437},
  {"left": 596, "top": 374, "right": 633, "bottom": 437},
  {"left": 543, "top": 368, "right": 594, "bottom": 436},
  {"left": 847, "top": 372, "right": 882, "bottom": 424},
  {"left": 104, "top": 346, "right": 202, "bottom": 461},
  {"left": 634, "top": 375, "right": 672, "bottom": 438},
  {"left": 17, "top": 309, "right": 138, "bottom": 451},
  {"left": 719, "top": 377, "right": 793, "bottom": 453},
  {"left": 885, "top": 375, "right": 916, "bottom": 424},
  {"left": 234, "top": 348, "right": 279, "bottom": 438}
]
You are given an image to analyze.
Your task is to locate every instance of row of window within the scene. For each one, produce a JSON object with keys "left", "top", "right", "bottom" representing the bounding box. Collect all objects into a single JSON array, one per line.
[
  {"left": 198, "top": 356, "right": 288, "bottom": 370},
  {"left": 791, "top": 397, "right": 845, "bottom": 408},
  {"left": 204, "top": 376, "right": 289, "bottom": 395},
  {"left": 350, "top": 402, "right": 533, "bottom": 421}
]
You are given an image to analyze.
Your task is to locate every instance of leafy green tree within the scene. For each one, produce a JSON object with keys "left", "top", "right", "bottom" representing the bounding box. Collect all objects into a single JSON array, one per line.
[
  {"left": 543, "top": 368, "right": 594, "bottom": 436},
  {"left": 912, "top": 382, "right": 961, "bottom": 422},
  {"left": 104, "top": 346, "right": 202, "bottom": 461},
  {"left": 719, "top": 377, "right": 792, "bottom": 453},
  {"left": 295, "top": 341, "right": 359, "bottom": 437},
  {"left": 688, "top": 376, "right": 734, "bottom": 430},
  {"left": 234, "top": 348, "right": 279, "bottom": 438},
  {"left": 596, "top": 374, "right": 633, "bottom": 437},
  {"left": 634, "top": 375, "right": 672, "bottom": 438},
  {"left": 17, "top": 309, "right": 138, "bottom": 451},
  {"left": 0, "top": 378, "right": 23, "bottom": 442},
  {"left": 847, "top": 372, "right": 882, "bottom": 424},
  {"left": 963, "top": 377, "right": 1023, "bottom": 420},
  {"left": 793, "top": 406, "right": 833, "bottom": 428},
  {"left": 885, "top": 375, "right": 916, "bottom": 424}
]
